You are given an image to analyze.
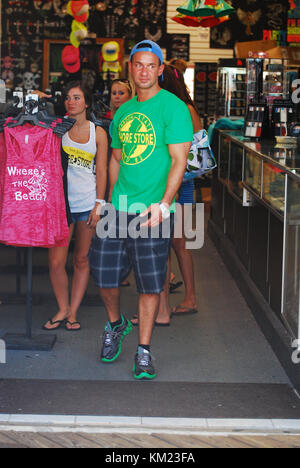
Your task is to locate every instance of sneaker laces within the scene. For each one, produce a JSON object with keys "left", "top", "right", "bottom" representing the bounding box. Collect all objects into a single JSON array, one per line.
[
  {"left": 102, "top": 322, "right": 124, "bottom": 344},
  {"left": 137, "top": 349, "right": 155, "bottom": 367}
]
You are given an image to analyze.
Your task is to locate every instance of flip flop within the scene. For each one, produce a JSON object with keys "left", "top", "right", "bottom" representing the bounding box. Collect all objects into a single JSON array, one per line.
[
  {"left": 171, "top": 306, "right": 198, "bottom": 316},
  {"left": 169, "top": 281, "right": 183, "bottom": 293},
  {"left": 130, "top": 314, "right": 170, "bottom": 327},
  {"left": 43, "top": 318, "right": 65, "bottom": 331},
  {"left": 65, "top": 320, "right": 81, "bottom": 331}
]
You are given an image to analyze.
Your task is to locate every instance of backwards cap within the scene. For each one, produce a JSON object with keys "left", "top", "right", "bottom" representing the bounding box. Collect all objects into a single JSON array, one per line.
[{"left": 129, "top": 40, "right": 164, "bottom": 65}]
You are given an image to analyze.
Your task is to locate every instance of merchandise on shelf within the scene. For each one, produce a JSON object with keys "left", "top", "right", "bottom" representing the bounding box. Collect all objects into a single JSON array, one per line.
[{"left": 216, "top": 58, "right": 246, "bottom": 119}]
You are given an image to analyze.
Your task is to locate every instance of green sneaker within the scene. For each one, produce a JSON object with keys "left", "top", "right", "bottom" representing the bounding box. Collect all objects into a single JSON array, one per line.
[
  {"left": 101, "top": 315, "right": 132, "bottom": 363},
  {"left": 133, "top": 347, "right": 156, "bottom": 380}
]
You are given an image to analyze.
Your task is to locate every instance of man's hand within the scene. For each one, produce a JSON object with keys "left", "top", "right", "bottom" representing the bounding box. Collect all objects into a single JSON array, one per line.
[
  {"left": 140, "top": 204, "right": 162, "bottom": 228},
  {"left": 32, "top": 90, "right": 52, "bottom": 99}
]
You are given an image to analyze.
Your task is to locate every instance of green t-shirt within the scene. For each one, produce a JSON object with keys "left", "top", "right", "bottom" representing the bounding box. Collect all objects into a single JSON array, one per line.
[{"left": 111, "top": 89, "right": 193, "bottom": 213}]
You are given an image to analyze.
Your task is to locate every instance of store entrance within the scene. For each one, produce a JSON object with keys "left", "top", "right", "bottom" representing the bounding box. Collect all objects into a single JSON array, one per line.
[{"left": 1, "top": 204, "right": 299, "bottom": 419}]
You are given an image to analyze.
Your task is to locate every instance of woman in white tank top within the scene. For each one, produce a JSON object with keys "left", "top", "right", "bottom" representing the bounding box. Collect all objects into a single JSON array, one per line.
[{"left": 43, "top": 81, "right": 108, "bottom": 331}]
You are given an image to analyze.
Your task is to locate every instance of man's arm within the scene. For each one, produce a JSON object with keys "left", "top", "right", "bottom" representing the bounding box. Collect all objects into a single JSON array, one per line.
[
  {"left": 108, "top": 148, "right": 122, "bottom": 201},
  {"left": 161, "top": 141, "right": 191, "bottom": 207},
  {"left": 141, "top": 141, "right": 191, "bottom": 227}
]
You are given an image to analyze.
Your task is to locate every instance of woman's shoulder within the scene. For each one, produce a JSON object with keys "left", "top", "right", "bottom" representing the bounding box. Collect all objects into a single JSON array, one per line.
[{"left": 95, "top": 123, "right": 108, "bottom": 144}]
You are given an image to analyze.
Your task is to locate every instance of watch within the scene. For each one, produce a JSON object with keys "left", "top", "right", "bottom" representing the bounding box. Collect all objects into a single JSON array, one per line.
[
  {"left": 95, "top": 199, "right": 106, "bottom": 216},
  {"left": 159, "top": 202, "right": 170, "bottom": 220}
]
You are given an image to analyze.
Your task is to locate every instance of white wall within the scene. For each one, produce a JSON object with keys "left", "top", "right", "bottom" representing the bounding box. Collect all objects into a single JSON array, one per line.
[{"left": 167, "top": 0, "right": 234, "bottom": 63}]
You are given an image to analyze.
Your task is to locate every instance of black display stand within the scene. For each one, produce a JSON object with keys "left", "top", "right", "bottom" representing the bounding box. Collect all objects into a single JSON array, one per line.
[
  {"left": 0, "top": 248, "right": 42, "bottom": 305},
  {"left": 3, "top": 248, "right": 56, "bottom": 351}
]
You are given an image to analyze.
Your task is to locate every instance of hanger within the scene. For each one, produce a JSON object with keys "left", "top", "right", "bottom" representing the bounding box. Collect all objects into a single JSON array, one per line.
[
  {"left": 6, "top": 98, "right": 51, "bottom": 129},
  {"left": 5, "top": 97, "right": 76, "bottom": 137}
]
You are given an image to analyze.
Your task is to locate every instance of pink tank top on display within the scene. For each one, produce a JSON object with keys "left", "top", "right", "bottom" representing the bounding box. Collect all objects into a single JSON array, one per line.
[{"left": 0, "top": 124, "right": 69, "bottom": 248}]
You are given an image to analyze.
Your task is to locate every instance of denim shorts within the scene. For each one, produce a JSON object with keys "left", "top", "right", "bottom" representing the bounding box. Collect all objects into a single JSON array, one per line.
[
  {"left": 71, "top": 210, "right": 91, "bottom": 224},
  {"left": 89, "top": 211, "right": 174, "bottom": 294},
  {"left": 177, "top": 180, "right": 194, "bottom": 205}
]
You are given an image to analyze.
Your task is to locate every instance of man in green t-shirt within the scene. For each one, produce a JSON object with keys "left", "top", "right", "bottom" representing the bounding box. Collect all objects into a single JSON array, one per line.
[{"left": 89, "top": 40, "right": 193, "bottom": 380}]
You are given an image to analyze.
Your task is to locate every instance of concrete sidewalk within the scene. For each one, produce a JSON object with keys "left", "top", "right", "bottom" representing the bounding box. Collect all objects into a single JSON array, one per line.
[
  {"left": 0, "top": 220, "right": 299, "bottom": 422},
  {"left": 1, "top": 417, "right": 300, "bottom": 448}
]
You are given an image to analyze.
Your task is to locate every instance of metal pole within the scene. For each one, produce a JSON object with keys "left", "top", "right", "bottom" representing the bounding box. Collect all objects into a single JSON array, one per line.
[
  {"left": 26, "top": 247, "right": 33, "bottom": 339},
  {"left": 16, "top": 249, "right": 22, "bottom": 296}
]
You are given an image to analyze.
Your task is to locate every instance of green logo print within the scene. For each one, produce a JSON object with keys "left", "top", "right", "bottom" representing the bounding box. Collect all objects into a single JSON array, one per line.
[{"left": 119, "top": 113, "right": 156, "bottom": 165}]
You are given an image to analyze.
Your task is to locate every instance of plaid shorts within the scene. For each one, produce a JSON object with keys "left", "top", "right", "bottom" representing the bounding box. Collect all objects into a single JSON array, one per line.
[{"left": 89, "top": 211, "right": 174, "bottom": 294}]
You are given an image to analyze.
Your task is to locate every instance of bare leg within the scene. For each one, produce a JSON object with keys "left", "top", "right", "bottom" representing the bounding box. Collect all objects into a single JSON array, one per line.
[
  {"left": 172, "top": 238, "right": 197, "bottom": 307},
  {"left": 99, "top": 288, "right": 121, "bottom": 324},
  {"left": 138, "top": 293, "right": 160, "bottom": 345},
  {"left": 44, "top": 224, "right": 74, "bottom": 329},
  {"left": 131, "top": 259, "right": 171, "bottom": 326},
  {"left": 67, "top": 221, "right": 95, "bottom": 329},
  {"left": 172, "top": 205, "right": 197, "bottom": 312},
  {"left": 157, "top": 257, "right": 171, "bottom": 323}
]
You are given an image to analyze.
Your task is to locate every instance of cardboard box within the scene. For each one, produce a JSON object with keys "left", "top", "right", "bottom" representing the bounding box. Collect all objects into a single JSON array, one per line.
[
  {"left": 235, "top": 40, "right": 277, "bottom": 58},
  {"left": 266, "top": 46, "right": 300, "bottom": 64}
]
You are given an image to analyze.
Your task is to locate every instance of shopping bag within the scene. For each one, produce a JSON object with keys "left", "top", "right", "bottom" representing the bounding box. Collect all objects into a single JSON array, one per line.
[{"left": 184, "top": 129, "right": 217, "bottom": 181}]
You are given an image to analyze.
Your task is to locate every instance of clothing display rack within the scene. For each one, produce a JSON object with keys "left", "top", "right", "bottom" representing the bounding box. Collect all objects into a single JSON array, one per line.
[
  {"left": 0, "top": 246, "right": 45, "bottom": 306},
  {"left": 0, "top": 93, "right": 75, "bottom": 351},
  {"left": 3, "top": 247, "right": 56, "bottom": 351}
]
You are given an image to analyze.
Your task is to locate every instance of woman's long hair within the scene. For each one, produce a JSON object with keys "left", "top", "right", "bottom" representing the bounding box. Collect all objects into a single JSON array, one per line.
[{"left": 160, "top": 64, "right": 194, "bottom": 108}]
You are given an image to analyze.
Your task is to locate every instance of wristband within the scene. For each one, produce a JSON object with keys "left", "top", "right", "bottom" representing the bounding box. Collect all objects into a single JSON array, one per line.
[
  {"left": 95, "top": 199, "right": 106, "bottom": 207},
  {"left": 159, "top": 202, "right": 170, "bottom": 220},
  {"left": 95, "top": 199, "right": 106, "bottom": 216}
]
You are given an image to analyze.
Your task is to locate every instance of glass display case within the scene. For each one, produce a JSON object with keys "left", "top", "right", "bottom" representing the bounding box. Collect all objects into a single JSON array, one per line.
[
  {"left": 262, "top": 162, "right": 286, "bottom": 215},
  {"left": 283, "top": 175, "right": 300, "bottom": 337},
  {"left": 273, "top": 146, "right": 299, "bottom": 165},
  {"left": 246, "top": 58, "right": 288, "bottom": 106},
  {"left": 246, "top": 58, "right": 263, "bottom": 104},
  {"left": 218, "top": 132, "right": 230, "bottom": 184},
  {"left": 244, "top": 151, "right": 262, "bottom": 196},
  {"left": 263, "top": 60, "right": 286, "bottom": 105},
  {"left": 216, "top": 129, "right": 300, "bottom": 340},
  {"left": 229, "top": 141, "right": 244, "bottom": 200},
  {"left": 216, "top": 59, "right": 246, "bottom": 119}
]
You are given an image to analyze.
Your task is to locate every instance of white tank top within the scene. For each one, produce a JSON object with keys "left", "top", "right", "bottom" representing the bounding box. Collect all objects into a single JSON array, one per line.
[{"left": 62, "top": 121, "right": 97, "bottom": 213}]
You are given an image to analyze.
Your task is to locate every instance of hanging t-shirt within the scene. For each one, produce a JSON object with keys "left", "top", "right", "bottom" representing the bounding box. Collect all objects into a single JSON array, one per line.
[
  {"left": 111, "top": 89, "right": 193, "bottom": 213},
  {"left": 0, "top": 124, "right": 69, "bottom": 248},
  {"left": 62, "top": 121, "right": 97, "bottom": 213}
]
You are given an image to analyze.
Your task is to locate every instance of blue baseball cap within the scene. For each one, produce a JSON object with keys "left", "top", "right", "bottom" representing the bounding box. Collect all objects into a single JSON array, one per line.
[{"left": 129, "top": 40, "right": 164, "bottom": 65}]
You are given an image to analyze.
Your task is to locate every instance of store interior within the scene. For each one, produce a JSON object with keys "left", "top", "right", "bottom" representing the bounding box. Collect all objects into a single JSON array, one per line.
[{"left": 1, "top": 0, "right": 300, "bottom": 417}]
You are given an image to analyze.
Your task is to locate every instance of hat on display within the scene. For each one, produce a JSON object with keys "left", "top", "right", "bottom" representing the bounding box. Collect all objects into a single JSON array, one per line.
[
  {"left": 173, "top": 0, "right": 233, "bottom": 26},
  {"left": 195, "top": 0, "right": 217, "bottom": 17},
  {"left": 172, "top": 14, "right": 201, "bottom": 27},
  {"left": 173, "top": 13, "right": 230, "bottom": 27},
  {"left": 214, "top": 0, "right": 235, "bottom": 17},
  {"left": 67, "top": 0, "right": 90, "bottom": 23},
  {"left": 199, "top": 14, "right": 229, "bottom": 26},
  {"left": 61, "top": 45, "right": 81, "bottom": 73},
  {"left": 102, "top": 41, "right": 120, "bottom": 62},
  {"left": 70, "top": 20, "right": 88, "bottom": 48},
  {"left": 130, "top": 40, "right": 164, "bottom": 65},
  {"left": 95, "top": 1, "right": 107, "bottom": 11},
  {"left": 177, "top": 0, "right": 198, "bottom": 16}
]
